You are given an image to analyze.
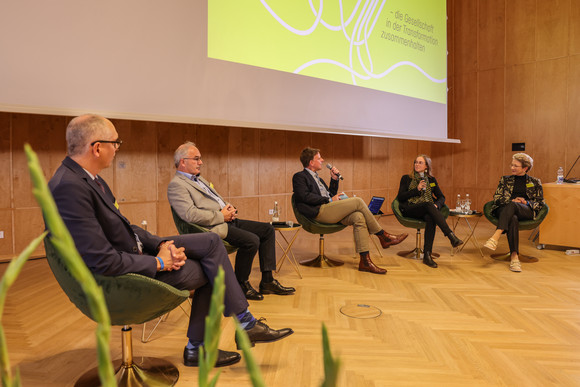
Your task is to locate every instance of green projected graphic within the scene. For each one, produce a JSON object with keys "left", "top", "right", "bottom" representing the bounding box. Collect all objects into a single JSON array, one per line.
[{"left": 208, "top": 0, "right": 447, "bottom": 104}]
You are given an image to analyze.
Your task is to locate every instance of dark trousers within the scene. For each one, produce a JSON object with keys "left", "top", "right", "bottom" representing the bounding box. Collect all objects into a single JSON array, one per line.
[
  {"left": 153, "top": 232, "right": 249, "bottom": 342},
  {"left": 402, "top": 202, "right": 451, "bottom": 252},
  {"left": 224, "top": 219, "right": 277, "bottom": 283},
  {"left": 494, "top": 202, "right": 533, "bottom": 254}
]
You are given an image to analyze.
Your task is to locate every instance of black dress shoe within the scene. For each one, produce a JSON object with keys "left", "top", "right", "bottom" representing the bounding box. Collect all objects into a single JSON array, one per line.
[
  {"left": 259, "top": 279, "right": 295, "bottom": 295},
  {"left": 240, "top": 280, "right": 264, "bottom": 300},
  {"left": 183, "top": 347, "right": 241, "bottom": 367},
  {"left": 422, "top": 251, "right": 438, "bottom": 268},
  {"left": 236, "top": 318, "right": 294, "bottom": 349}
]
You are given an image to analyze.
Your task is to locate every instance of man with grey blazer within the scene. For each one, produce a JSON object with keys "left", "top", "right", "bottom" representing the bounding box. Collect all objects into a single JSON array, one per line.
[{"left": 168, "top": 141, "right": 294, "bottom": 300}]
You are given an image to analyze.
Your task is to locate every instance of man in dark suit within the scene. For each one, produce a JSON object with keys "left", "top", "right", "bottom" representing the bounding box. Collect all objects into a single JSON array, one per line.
[
  {"left": 168, "top": 141, "right": 294, "bottom": 300},
  {"left": 49, "top": 114, "right": 293, "bottom": 368},
  {"left": 292, "top": 147, "right": 408, "bottom": 274}
]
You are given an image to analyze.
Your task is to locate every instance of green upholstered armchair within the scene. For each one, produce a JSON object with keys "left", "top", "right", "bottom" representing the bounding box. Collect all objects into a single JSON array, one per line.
[
  {"left": 44, "top": 239, "right": 189, "bottom": 386},
  {"left": 391, "top": 198, "right": 450, "bottom": 259},
  {"left": 483, "top": 201, "right": 549, "bottom": 262},
  {"left": 291, "top": 196, "right": 347, "bottom": 268},
  {"left": 171, "top": 206, "right": 238, "bottom": 255}
]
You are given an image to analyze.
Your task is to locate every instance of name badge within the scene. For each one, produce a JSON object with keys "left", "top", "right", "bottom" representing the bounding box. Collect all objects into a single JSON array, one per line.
[
  {"left": 114, "top": 200, "right": 119, "bottom": 209},
  {"left": 430, "top": 182, "right": 436, "bottom": 187},
  {"left": 526, "top": 183, "right": 534, "bottom": 188}
]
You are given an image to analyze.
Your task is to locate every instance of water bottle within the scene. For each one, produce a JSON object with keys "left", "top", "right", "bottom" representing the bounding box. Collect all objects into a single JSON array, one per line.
[
  {"left": 272, "top": 201, "right": 280, "bottom": 222},
  {"left": 456, "top": 194, "right": 461, "bottom": 212},
  {"left": 557, "top": 167, "right": 564, "bottom": 184},
  {"left": 465, "top": 194, "right": 471, "bottom": 214}
]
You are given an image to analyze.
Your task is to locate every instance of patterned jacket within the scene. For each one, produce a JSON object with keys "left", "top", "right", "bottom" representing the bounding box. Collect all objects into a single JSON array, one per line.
[{"left": 490, "top": 174, "right": 545, "bottom": 218}]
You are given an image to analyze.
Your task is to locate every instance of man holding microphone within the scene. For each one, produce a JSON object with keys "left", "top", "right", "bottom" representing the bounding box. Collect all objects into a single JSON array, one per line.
[{"left": 292, "top": 147, "right": 408, "bottom": 274}]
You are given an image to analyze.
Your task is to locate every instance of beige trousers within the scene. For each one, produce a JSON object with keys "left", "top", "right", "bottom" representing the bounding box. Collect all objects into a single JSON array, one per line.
[{"left": 315, "top": 197, "right": 382, "bottom": 253}]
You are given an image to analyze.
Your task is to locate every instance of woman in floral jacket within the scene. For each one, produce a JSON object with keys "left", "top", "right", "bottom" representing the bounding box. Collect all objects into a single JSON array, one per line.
[{"left": 484, "top": 153, "right": 545, "bottom": 272}]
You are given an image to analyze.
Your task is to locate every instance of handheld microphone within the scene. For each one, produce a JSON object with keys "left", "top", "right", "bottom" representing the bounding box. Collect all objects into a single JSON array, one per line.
[
  {"left": 419, "top": 172, "right": 427, "bottom": 191},
  {"left": 326, "top": 163, "right": 344, "bottom": 180}
]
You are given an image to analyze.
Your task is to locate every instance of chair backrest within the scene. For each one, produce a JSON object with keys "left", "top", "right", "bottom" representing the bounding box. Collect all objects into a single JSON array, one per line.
[
  {"left": 170, "top": 206, "right": 238, "bottom": 254},
  {"left": 44, "top": 239, "right": 189, "bottom": 326},
  {"left": 391, "top": 198, "right": 449, "bottom": 230},
  {"left": 483, "top": 201, "right": 549, "bottom": 230},
  {"left": 291, "top": 195, "right": 347, "bottom": 235}
]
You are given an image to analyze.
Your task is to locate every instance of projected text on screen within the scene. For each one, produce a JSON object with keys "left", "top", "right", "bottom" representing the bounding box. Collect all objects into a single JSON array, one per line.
[{"left": 208, "top": 0, "right": 447, "bottom": 104}]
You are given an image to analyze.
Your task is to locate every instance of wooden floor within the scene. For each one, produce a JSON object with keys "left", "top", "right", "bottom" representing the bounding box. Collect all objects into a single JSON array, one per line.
[{"left": 3, "top": 216, "right": 580, "bottom": 386}]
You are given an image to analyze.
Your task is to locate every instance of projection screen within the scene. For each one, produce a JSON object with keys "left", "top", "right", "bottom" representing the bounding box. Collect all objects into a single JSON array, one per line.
[{"left": 0, "top": 0, "right": 454, "bottom": 142}]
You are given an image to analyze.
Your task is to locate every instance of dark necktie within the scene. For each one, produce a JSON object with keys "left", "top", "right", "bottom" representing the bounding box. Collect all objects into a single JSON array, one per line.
[{"left": 94, "top": 177, "right": 105, "bottom": 193}]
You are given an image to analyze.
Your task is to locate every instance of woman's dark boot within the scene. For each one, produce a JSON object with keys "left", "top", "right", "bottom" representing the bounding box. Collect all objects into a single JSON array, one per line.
[
  {"left": 358, "top": 252, "right": 387, "bottom": 274},
  {"left": 423, "top": 251, "right": 437, "bottom": 268},
  {"left": 448, "top": 232, "right": 463, "bottom": 248}
]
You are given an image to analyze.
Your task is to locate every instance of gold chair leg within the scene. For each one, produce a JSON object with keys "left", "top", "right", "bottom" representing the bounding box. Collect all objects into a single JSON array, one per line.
[
  {"left": 396, "top": 229, "right": 440, "bottom": 260},
  {"left": 300, "top": 234, "right": 344, "bottom": 267},
  {"left": 75, "top": 326, "right": 180, "bottom": 387}
]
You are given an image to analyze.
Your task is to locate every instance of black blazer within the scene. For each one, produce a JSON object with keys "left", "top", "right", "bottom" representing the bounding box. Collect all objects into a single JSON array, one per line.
[
  {"left": 397, "top": 174, "right": 446, "bottom": 212},
  {"left": 292, "top": 169, "right": 339, "bottom": 218},
  {"left": 49, "top": 156, "right": 163, "bottom": 277}
]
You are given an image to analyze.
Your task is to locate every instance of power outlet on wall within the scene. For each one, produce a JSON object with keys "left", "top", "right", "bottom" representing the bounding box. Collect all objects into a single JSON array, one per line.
[{"left": 0, "top": 231, "right": 4, "bottom": 239}]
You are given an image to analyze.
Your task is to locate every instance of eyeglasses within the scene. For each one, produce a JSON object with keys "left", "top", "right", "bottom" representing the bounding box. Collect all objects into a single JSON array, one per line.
[
  {"left": 91, "top": 140, "right": 123, "bottom": 149},
  {"left": 183, "top": 157, "right": 202, "bottom": 162}
]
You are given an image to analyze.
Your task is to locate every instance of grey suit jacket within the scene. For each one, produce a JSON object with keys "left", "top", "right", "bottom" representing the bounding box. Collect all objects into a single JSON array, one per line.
[{"left": 167, "top": 172, "right": 229, "bottom": 238}]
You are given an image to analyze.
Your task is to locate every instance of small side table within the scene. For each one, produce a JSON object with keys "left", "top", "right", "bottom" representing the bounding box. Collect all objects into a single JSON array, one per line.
[
  {"left": 273, "top": 223, "right": 303, "bottom": 278},
  {"left": 449, "top": 211, "right": 484, "bottom": 257}
]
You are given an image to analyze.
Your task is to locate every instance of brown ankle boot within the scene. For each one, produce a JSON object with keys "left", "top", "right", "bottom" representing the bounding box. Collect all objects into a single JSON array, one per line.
[
  {"left": 358, "top": 252, "right": 387, "bottom": 274},
  {"left": 376, "top": 231, "right": 409, "bottom": 248}
]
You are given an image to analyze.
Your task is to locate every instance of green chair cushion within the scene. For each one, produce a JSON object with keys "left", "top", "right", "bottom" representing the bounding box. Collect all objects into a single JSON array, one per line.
[
  {"left": 291, "top": 196, "right": 346, "bottom": 235},
  {"left": 44, "top": 239, "right": 190, "bottom": 326},
  {"left": 483, "top": 201, "right": 549, "bottom": 230},
  {"left": 391, "top": 198, "right": 449, "bottom": 230},
  {"left": 171, "top": 206, "right": 238, "bottom": 254}
]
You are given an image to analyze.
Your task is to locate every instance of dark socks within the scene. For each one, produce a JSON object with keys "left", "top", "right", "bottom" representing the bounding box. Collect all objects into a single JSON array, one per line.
[
  {"left": 261, "top": 270, "right": 273, "bottom": 283},
  {"left": 237, "top": 309, "right": 257, "bottom": 330}
]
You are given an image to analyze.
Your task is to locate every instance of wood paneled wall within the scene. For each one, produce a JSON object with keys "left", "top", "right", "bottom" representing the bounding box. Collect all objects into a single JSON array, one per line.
[
  {"left": 450, "top": 0, "right": 580, "bottom": 214},
  {"left": 0, "top": 112, "right": 440, "bottom": 261},
  {"left": 1, "top": 0, "right": 579, "bottom": 261}
]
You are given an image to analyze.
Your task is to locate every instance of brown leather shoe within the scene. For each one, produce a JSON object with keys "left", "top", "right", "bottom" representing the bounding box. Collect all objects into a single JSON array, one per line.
[
  {"left": 358, "top": 252, "right": 387, "bottom": 274},
  {"left": 376, "top": 231, "right": 408, "bottom": 248}
]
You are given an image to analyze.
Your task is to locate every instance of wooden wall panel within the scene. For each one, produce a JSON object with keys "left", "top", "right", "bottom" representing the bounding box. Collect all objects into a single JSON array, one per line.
[
  {"left": 118, "top": 202, "right": 157, "bottom": 234},
  {"left": 228, "top": 126, "right": 259, "bottom": 198},
  {"left": 258, "top": 129, "right": 287, "bottom": 195},
  {"left": 477, "top": 68, "right": 505, "bottom": 189},
  {"left": 478, "top": 0, "right": 506, "bottom": 70},
  {"left": 284, "top": 131, "right": 312, "bottom": 194},
  {"left": 534, "top": 58, "right": 568, "bottom": 183},
  {"left": 506, "top": 0, "right": 536, "bottom": 65},
  {"left": 0, "top": 113, "right": 11, "bottom": 209},
  {"left": 14, "top": 208, "right": 44, "bottom": 256},
  {"left": 566, "top": 55, "right": 580, "bottom": 173},
  {"left": 536, "top": 0, "right": 570, "bottom": 60},
  {"left": 505, "top": 63, "right": 536, "bottom": 174},
  {"left": 157, "top": 200, "right": 178, "bottom": 238},
  {"left": 352, "top": 136, "right": 372, "bottom": 192},
  {"left": 113, "top": 119, "right": 157, "bottom": 203},
  {"left": 0, "top": 209, "right": 13, "bottom": 257},
  {"left": 572, "top": 0, "right": 580, "bottom": 54},
  {"left": 371, "top": 137, "right": 391, "bottom": 191},
  {"left": 452, "top": 72, "right": 478, "bottom": 192},
  {"left": 12, "top": 114, "right": 66, "bottom": 208},
  {"left": 198, "top": 125, "right": 230, "bottom": 195},
  {"left": 453, "top": 0, "right": 478, "bottom": 74}
]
